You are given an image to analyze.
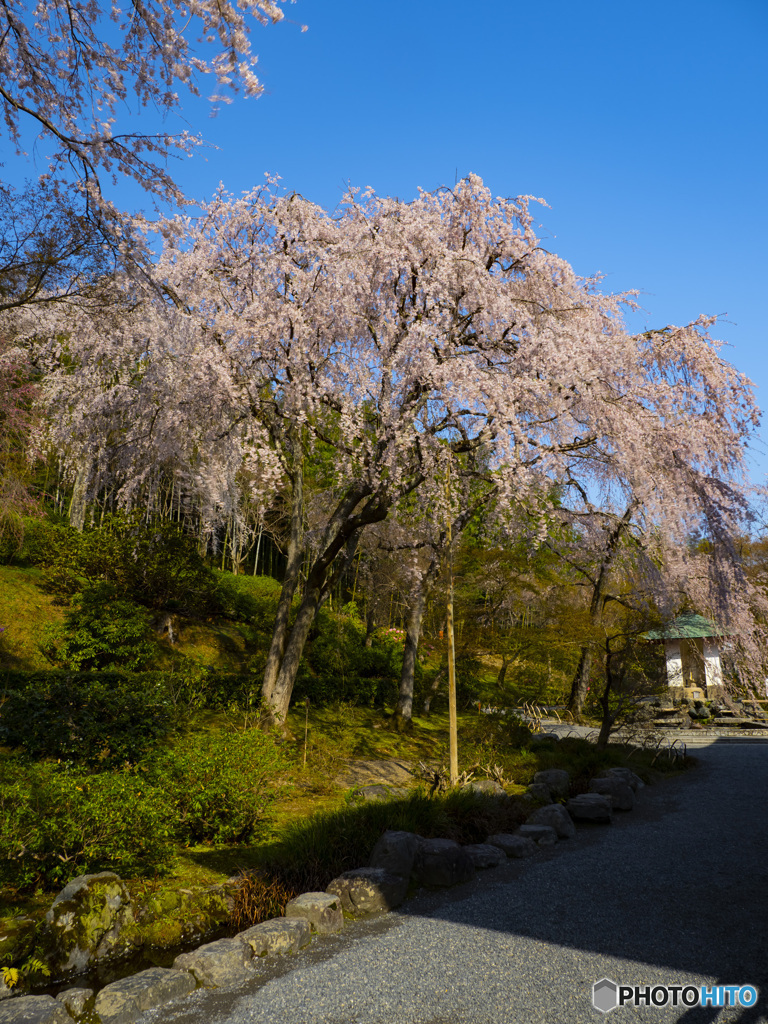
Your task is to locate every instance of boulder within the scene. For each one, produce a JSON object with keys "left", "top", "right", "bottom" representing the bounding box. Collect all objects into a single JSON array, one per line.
[
  {"left": 55, "top": 988, "right": 93, "bottom": 1018},
  {"left": 285, "top": 893, "right": 343, "bottom": 935},
  {"left": 237, "top": 917, "right": 311, "bottom": 957},
  {"left": 566, "top": 793, "right": 613, "bottom": 823},
  {"left": 588, "top": 777, "right": 635, "bottom": 811},
  {"left": 0, "top": 979, "right": 13, "bottom": 1003},
  {"left": 516, "top": 824, "right": 557, "bottom": 846},
  {"left": 462, "top": 844, "right": 505, "bottom": 869},
  {"left": 603, "top": 767, "right": 644, "bottom": 791},
  {"left": 526, "top": 803, "right": 577, "bottom": 839},
  {"left": 94, "top": 967, "right": 196, "bottom": 1024},
  {"left": 485, "top": 833, "right": 537, "bottom": 858},
  {"left": 43, "top": 872, "right": 138, "bottom": 974},
  {"left": 0, "top": 996, "right": 70, "bottom": 1024},
  {"left": 524, "top": 782, "right": 554, "bottom": 803},
  {"left": 326, "top": 868, "right": 408, "bottom": 915},
  {"left": 532, "top": 769, "right": 570, "bottom": 799},
  {"left": 368, "top": 830, "right": 420, "bottom": 879},
  {"left": 173, "top": 936, "right": 253, "bottom": 988},
  {"left": 354, "top": 785, "right": 410, "bottom": 802},
  {"left": 463, "top": 780, "right": 506, "bottom": 797},
  {"left": 412, "top": 838, "right": 475, "bottom": 888}
]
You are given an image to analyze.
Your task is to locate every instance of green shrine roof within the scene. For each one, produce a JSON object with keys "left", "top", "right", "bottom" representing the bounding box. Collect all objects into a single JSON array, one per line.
[{"left": 643, "top": 613, "right": 725, "bottom": 640}]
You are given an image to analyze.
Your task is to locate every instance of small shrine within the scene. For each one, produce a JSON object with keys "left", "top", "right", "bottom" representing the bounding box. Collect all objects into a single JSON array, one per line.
[{"left": 643, "top": 613, "right": 726, "bottom": 701}]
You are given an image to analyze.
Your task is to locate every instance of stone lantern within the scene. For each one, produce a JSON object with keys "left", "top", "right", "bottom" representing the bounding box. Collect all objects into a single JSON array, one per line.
[{"left": 643, "top": 613, "right": 726, "bottom": 701}]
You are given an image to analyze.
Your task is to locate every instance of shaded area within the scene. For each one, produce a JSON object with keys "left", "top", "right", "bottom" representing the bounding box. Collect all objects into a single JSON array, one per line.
[{"left": 135, "top": 740, "right": 768, "bottom": 1023}]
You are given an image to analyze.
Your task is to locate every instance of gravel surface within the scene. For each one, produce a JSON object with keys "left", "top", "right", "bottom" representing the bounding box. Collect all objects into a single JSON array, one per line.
[{"left": 137, "top": 740, "right": 768, "bottom": 1023}]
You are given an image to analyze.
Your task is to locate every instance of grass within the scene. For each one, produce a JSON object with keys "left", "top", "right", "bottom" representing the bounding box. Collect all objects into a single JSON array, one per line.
[
  {"left": 0, "top": 565, "right": 66, "bottom": 670},
  {"left": 0, "top": 559, "right": 688, "bottom": 933}
]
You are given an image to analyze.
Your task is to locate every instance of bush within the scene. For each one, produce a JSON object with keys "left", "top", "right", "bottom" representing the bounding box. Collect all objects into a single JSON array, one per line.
[
  {"left": 292, "top": 609, "right": 401, "bottom": 707},
  {"left": 0, "top": 670, "right": 179, "bottom": 767},
  {"left": 143, "top": 729, "right": 288, "bottom": 845},
  {"left": 30, "top": 513, "right": 217, "bottom": 614},
  {"left": 0, "top": 759, "right": 175, "bottom": 890},
  {"left": 37, "top": 583, "right": 159, "bottom": 671},
  {"left": 213, "top": 572, "right": 282, "bottom": 627}
]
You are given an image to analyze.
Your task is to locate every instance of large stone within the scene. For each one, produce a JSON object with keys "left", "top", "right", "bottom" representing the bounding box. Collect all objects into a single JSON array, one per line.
[
  {"left": 173, "top": 936, "right": 253, "bottom": 988},
  {"left": 0, "top": 996, "right": 70, "bottom": 1024},
  {"left": 285, "top": 893, "right": 343, "bottom": 935},
  {"left": 516, "top": 824, "right": 557, "bottom": 846},
  {"left": 532, "top": 769, "right": 570, "bottom": 799},
  {"left": 589, "top": 777, "right": 635, "bottom": 811},
  {"left": 55, "top": 988, "right": 93, "bottom": 1018},
  {"left": 603, "top": 767, "right": 645, "bottom": 791},
  {"left": 485, "top": 833, "right": 537, "bottom": 858},
  {"left": 0, "top": 979, "right": 13, "bottom": 1003},
  {"left": 354, "top": 785, "right": 410, "bottom": 802},
  {"left": 462, "top": 844, "right": 505, "bottom": 869},
  {"left": 566, "top": 793, "right": 613, "bottom": 823},
  {"left": 368, "top": 830, "right": 420, "bottom": 879},
  {"left": 94, "top": 967, "right": 195, "bottom": 1024},
  {"left": 43, "top": 873, "right": 138, "bottom": 974},
  {"left": 526, "top": 803, "right": 577, "bottom": 839},
  {"left": 524, "top": 782, "right": 554, "bottom": 803},
  {"left": 326, "top": 868, "right": 408, "bottom": 915},
  {"left": 237, "top": 917, "right": 311, "bottom": 957},
  {"left": 412, "top": 838, "right": 475, "bottom": 888}
]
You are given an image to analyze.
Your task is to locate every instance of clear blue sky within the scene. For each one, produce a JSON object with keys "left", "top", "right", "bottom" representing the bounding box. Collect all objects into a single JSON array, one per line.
[{"left": 8, "top": 0, "right": 768, "bottom": 485}]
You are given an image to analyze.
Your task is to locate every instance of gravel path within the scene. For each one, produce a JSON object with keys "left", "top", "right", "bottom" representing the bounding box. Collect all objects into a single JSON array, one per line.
[{"left": 138, "top": 740, "right": 768, "bottom": 1024}]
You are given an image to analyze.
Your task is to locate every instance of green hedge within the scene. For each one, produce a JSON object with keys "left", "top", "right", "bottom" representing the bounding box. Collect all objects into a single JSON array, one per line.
[
  {"left": 0, "top": 760, "right": 175, "bottom": 890},
  {"left": 0, "top": 670, "right": 180, "bottom": 766}
]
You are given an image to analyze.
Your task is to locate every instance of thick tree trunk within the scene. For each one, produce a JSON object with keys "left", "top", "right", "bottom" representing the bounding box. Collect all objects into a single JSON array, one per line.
[
  {"left": 597, "top": 642, "right": 616, "bottom": 749},
  {"left": 567, "top": 647, "right": 592, "bottom": 719},
  {"left": 394, "top": 585, "right": 427, "bottom": 730},
  {"left": 266, "top": 577, "right": 325, "bottom": 725},
  {"left": 262, "top": 505, "right": 370, "bottom": 724},
  {"left": 261, "top": 455, "right": 304, "bottom": 707},
  {"left": 496, "top": 654, "right": 510, "bottom": 690},
  {"left": 68, "top": 463, "right": 89, "bottom": 532}
]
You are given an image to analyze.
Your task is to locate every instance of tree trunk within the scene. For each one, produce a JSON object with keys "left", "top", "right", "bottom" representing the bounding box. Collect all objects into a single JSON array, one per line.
[
  {"left": 496, "top": 653, "right": 510, "bottom": 690},
  {"left": 597, "top": 641, "right": 616, "bottom": 749},
  {"left": 567, "top": 647, "right": 592, "bottom": 719},
  {"left": 265, "top": 530, "right": 362, "bottom": 724},
  {"left": 68, "top": 462, "right": 89, "bottom": 532},
  {"left": 261, "top": 454, "right": 304, "bottom": 707},
  {"left": 394, "top": 585, "right": 427, "bottom": 730},
  {"left": 423, "top": 667, "right": 446, "bottom": 715}
]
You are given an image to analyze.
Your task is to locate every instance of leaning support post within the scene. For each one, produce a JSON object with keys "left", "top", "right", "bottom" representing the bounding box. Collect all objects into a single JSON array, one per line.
[{"left": 446, "top": 464, "right": 459, "bottom": 786}]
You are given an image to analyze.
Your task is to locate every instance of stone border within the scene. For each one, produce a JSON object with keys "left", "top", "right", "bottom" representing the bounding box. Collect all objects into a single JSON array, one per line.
[{"left": 0, "top": 765, "right": 647, "bottom": 1024}]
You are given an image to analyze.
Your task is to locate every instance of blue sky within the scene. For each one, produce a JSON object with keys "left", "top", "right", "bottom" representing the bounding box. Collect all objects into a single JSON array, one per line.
[{"left": 7, "top": 0, "right": 768, "bottom": 485}]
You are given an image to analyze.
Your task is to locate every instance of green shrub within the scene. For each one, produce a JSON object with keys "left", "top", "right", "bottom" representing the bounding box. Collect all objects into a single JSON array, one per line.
[
  {"left": 213, "top": 572, "right": 281, "bottom": 627},
  {"left": 0, "top": 670, "right": 179, "bottom": 766},
  {"left": 143, "top": 729, "right": 288, "bottom": 845},
  {"left": 292, "top": 609, "right": 401, "bottom": 707},
  {"left": 0, "top": 759, "right": 175, "bottom": 890},
  {"left": 37, "top": 583, "right": 159, "bottom": 671},
  {"left": 31, "top": 513, "right": 217, "bottom": 614}
]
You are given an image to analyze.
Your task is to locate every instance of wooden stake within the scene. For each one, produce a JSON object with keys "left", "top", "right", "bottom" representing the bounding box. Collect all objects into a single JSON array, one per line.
[
  {"left": 303, "top": 698, "right": 310, "bottom": 768},
  {"left": 446, "top": 463, "right": 458, "bottom": 787}
]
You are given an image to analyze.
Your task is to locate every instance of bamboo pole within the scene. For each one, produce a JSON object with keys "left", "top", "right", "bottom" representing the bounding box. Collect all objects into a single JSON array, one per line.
[{"left": 446, "top": 462, "right": 458, "bottom": 786}]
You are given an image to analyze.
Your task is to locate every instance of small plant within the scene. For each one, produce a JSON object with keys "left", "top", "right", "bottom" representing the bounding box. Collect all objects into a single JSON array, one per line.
[{"left": 230, "top": 873, "right": 298, "bottom": 931}]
